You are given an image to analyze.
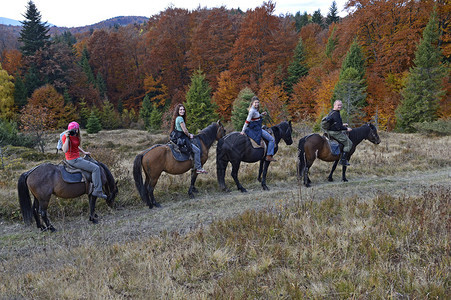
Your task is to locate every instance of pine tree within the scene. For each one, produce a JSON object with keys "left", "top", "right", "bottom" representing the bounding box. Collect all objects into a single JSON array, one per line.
[
  {"left": 19, "top": 1, "right": 50, "bottom": 56},
  {"left": 139, "top": 94, "right": 152, "bottom": 130},
  {"left": 149, "top": 103, "right": 163, "bottom": 130},
  {"left": 325, "top": 27, "right": 338, "bottom": 58},
  {"left": 312, "top": 10, "right": 324, "bottom": 29},
  {"left": 80, "top": 48, "right": 95, "bottom": 85},
  {"left": 396, "top": 10, "right": 447, "bottom": 132},
  {"left": 184, "top": 69, "right": 218, "bottom": 133},
  {"left": 86, "top": 110, "right": 102, "bottom": 134},
  {"left": 78, "top": 99, "right": 90, "bottom": 128},
  {"left": 13, "top": 75, "right": 28, "bottom": 109},
  {"left": 231, "top": 88, "right": 255, "bottom": 131},
  {"left": 326, "top": 1, "right": 340, "bottom": 26},
  {"left": 334, "top": 68, "right": 367, "bottom": 125},
  {"left": 333, "top": 40, "right": 368, "bottom": 124},
  {"left": 293, "top": 11, "right": 309, "bottom": 32},
  {"left": 100, "top": 99, "right": 120, "bottom": 129},
  {"left": 285, "top": 37, "right": 309, "bottom": 95}
]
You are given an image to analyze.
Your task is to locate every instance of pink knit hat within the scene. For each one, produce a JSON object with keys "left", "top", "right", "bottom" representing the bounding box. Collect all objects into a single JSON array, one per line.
[{"left": 68, "top": 121, "right": 80, "bottom": 130}]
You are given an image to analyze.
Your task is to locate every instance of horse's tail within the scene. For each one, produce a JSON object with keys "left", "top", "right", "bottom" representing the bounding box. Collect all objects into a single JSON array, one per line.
[
  {"left": 297, "top": 136, "right": 307, "bottom": 178},
  {"left": 133, "top": 152, "right": 151, "bottom": 207},
  {"left": 17, "top": 171, "right": 33, "bottom": 225}
]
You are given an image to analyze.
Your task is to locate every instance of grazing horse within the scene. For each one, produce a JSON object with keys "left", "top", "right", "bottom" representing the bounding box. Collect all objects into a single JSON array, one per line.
[
  {"left": 216, "top": 121, "right": 293, "bottom": 192},
  {"left": 133, "top": 121, "right": 225, "bottom": 208},
  {"left": 297, "top": 123, "right": 380, "bottom": 187},
  {"left": 17, "top": 157, "right": 118, "bottom": 232}
]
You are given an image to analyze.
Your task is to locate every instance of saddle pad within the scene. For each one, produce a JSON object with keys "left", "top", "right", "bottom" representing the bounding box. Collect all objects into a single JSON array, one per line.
[
  {"left": 58, "top": 165, "right": 84, "bottom": 183},
  {"left": 329, "top": 141, "right": 341, "bottom": 156},
  {"left": 168, "top": 136, "right": 202, "bottom": 162}
]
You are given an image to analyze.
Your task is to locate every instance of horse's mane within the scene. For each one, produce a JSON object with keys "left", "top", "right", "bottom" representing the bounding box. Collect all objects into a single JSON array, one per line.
[
  {"left": 196, "top": 122, "right": 219, "bottom": 148},
  {"left": 349, "top": 123, "right": 371, "bottom": 143}
]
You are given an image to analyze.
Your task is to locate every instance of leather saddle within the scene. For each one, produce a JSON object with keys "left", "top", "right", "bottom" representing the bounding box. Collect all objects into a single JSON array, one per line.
[
  {"left": 168, "top": 137, "right": 202, "bottom": 162},
  {"left": 58, "top": 160, "right": 93, "bottom": 193}
]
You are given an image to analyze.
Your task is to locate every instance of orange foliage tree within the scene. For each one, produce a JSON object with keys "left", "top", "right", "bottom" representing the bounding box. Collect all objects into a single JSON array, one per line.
[
  {"left": 229, "top": 2, "right": 279, "bottom": 90},
  {"left": 28, "top": 84, "right": 77, "bottom": 129},
  {"left": 20, "top": 104, "right": 55, "bottom": 153},
  {"left": 258, "top": 73, "right": 289, "bottom": 124},
  {"left": 212, "top": 70, "right": 239, "bottom": 121},
  {"left": 0, "top": 49, "right": 22, "bottom": 76},
  {"left": 187, "top": 7, "right": 237, "bottom": 90},
  {"left": 143, "top": 74, "right": 168, "bottom": 108}
]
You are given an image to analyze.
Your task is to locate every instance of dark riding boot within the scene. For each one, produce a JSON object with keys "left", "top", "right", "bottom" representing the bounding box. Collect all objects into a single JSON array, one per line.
[
  {"left": 340, "top": 152, "right": 350, "bottom": 166},
  {"left": 265, "top": 155, "right": 276, "bottom": 162}
]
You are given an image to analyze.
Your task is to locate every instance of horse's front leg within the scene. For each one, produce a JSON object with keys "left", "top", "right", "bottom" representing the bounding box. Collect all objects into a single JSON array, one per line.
[
  {"left": 260, "top": 160, "right": 271, "bottom": 190},
  {"left": 328, "top": 160, "right": 339, "bottom": 182},
  {"left": 342, "top": 165, "right": 348, "bottom": 182},
  {"left": 258, "top": 160, "right": 264, "bottom": 182},
  {"left": 89, "top": 195, "right": 98, "bottom": 224},
  {"left": 217, "top": 159, "right": 230, "bottom": 192},
  {"left": 231, "top": 160, "right": 246, "bottom": 193},
  {"left": 188, "top": 169, "right": 199, "bottom": 199}
]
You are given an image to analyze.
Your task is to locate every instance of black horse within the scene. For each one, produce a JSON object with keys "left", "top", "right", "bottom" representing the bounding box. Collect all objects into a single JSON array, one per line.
[
  {"left": 297, "top": 123, "right": 380, "bottom": 187},
  {"left": 216, "top": 121, "right": 293, "bottom": 192}
]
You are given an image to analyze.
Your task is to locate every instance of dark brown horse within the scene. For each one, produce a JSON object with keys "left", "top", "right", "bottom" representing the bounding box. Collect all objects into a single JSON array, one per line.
[
  {"left": 17, "top": 157, "right": 118, "bottom": 232},
  {"left": 133, "top": 121, "right": 225, "bottom": 208},
  {"left": 297, "top": 123, "right": 380, "bottom": 187}
]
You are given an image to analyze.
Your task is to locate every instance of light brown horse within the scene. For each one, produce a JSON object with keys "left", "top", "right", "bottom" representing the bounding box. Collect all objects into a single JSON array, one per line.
[
  {"left": 133, "top": 121, "right": 225, "bottom": 208},
  {"left": 17, "top": 157, "right": 118, "bottom": 232}
]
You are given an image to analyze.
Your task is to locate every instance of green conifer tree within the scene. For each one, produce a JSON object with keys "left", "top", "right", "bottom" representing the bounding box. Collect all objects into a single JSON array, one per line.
[
  {"left": 396, "top": 10, "right": 447, "bottom": 132},
  {"left": 326, "top": 1, "right": 340, "bottom": 26},
  {"left": 149, "top": 103, "right": 163, "bottom": 130},
  {"left": 312, "top": 10, "right": 324, "bottom": 29},
  {"left": 325, "top": 27, "right": 338, "bottom": 58},
  {"left": 333, "top": 40, "right": 368, "bottom": 124},
  {"left": 100, "top": 100, "right": 120, "bottom": 129},
  {"left": 285, "top": 37, "right": 309, "bottom": 95},
  {"left": 185, "top": 69, "right": 218, "bottom": 133},
  {"left": 86, "top": 110, "right": 102, "bottom": 134},
  {"left": 13, "top": 75, "right": 28, "bottom": 108},
  {"left": 78, "top": 99, "right": 90, "bottom": 128},
  {"left": 231, "top": 88, "right": 255, "bottom": 131},
  {"left": 80, "top": 48, "right": 95, "bottom": 85},
  {"left": 19, "top": 1, "right": 50, "bottom": 56},
  {"left": 139, "top": 94, "right": 152, "bottom": 130}
]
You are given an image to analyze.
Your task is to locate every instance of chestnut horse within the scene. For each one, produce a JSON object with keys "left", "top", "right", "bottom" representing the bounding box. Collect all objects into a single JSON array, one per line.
[
  {"left": 297, "top": 123, "right": 380, "bottom": 187},
  {"left": 17, "top": 157, "right": 118, "bottom": 232},
  {"left": 133, "top": 121, "right": 225, "bottom": 208}
]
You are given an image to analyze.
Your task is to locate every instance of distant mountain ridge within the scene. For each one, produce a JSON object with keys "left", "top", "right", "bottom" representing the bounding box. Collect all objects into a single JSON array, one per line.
[
  {"left": 0, "top": 17, "right": 22, "bottom": 26},
  {"left": 0, "top": 15, "right": 149, "bottom": 33}
]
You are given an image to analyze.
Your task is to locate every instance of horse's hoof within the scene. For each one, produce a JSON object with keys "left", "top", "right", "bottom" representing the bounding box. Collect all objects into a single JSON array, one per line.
[
  {"left": 154, "top": 202, "right": 161, "bottom": 208},
  {"left": 262, "top": 185, "right": 269, "bottom": 191},
  {"left": 328, "top": 177, "right": 334, "bottom": 182},
  {"left": 188, "top": 193, "right": 195, "bottom": 199},
  {"left": 192, "top": 187, "right": 199, "bottom": 193},
  {"left": 304, "top": 183, "right": 311, "bottom": 188},
  {"left": 239, "top": 188, "right": 247, "bottom": 193},
  {"left": 257, "top": 178, "right": 262, "bottom": 183},
  {"left": 90, "top": 218, "right": 99, "bottom": 224},
  {"left": 342, "top": 178, "right": 348, "bottom": 182}
]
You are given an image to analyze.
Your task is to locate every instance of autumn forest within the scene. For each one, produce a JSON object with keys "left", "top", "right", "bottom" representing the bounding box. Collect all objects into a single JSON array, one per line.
[{"left": 0, "top": 0, "right": 449, "bottom": 140}]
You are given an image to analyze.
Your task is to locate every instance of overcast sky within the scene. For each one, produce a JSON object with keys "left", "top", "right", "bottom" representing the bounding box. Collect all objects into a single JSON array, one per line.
[{"left": 1, "top": 0, "right": 349, "bottom": 28}]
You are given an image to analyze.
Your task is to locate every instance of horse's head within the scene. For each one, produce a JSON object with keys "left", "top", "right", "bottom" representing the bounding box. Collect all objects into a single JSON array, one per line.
[
  {"left": 106, "top": 180, "right": 119, "bottom": 207},
  {"left": 366, "top": 123, "right": 381, "bottom": 145},
  {"left": 280, "top": 120, "right": 293, "bottom": 145},
  {"left": 216, "top": 120, "right": 226, "bottom": 140}
]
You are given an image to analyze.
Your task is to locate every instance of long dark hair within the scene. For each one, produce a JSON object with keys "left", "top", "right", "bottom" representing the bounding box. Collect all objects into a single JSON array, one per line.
[{"left": 170, "top": 103, "right": 187, "bottom": 132}]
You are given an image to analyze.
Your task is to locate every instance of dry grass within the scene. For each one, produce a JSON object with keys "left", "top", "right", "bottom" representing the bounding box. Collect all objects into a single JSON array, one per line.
[{"left": 0, "top": 125, "right": 450, "bottom": 298}]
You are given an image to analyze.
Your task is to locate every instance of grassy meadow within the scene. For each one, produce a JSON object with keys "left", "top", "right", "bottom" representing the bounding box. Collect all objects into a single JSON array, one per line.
[{"left": 0, "top": 124, "right": 450, "bottom": 298}]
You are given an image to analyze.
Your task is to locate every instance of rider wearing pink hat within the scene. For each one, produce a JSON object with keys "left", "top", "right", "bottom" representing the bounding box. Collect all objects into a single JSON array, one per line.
[{"left": 61, "top": 121, "right": 107, "bottom": 199}]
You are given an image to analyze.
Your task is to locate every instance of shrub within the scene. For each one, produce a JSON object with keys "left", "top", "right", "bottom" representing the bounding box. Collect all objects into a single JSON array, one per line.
[{"left": 412, "top": 119, "right": 451, "bottom": 136}]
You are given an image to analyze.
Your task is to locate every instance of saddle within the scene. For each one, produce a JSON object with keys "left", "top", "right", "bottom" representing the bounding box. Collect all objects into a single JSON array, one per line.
[
  {"left": 168, "top": 136, "right": 202, "bottom": 162},
  {"left": 248, "top": 127, "right": 274, "bottom": 151},
  {"left": 58, "top": 160, "right": 93, "bottom": 194},
  {"left": 323, "top": 133, "right": 341, "bottom": 156}
]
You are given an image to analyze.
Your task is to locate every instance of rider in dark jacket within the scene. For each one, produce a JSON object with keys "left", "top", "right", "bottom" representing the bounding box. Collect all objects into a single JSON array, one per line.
[{"left": 326, "top": 100, "right": 353, "bottom": 166}]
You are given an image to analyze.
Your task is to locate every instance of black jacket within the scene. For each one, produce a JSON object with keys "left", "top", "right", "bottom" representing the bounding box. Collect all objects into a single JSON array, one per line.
[{"left": 327, "top": 110, "right": 348, "bottom": 131}]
